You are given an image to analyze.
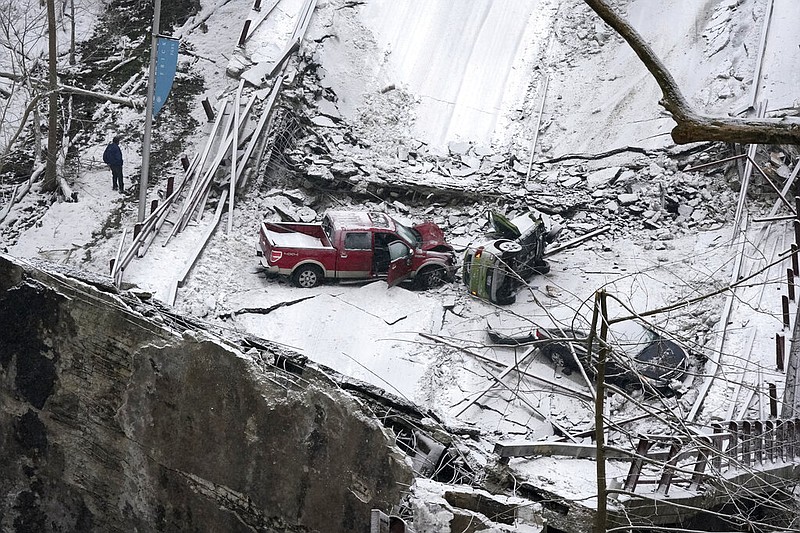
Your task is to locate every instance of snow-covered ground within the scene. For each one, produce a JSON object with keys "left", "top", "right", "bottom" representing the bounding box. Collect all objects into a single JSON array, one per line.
[{"left": 3, "top": 0, "right": 799, "bottom": 527}]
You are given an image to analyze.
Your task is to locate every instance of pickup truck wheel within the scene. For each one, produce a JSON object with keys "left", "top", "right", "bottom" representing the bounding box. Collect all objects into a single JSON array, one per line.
[
  {"left": 415, "top": 265, "right": 447, "bottom": 289},
  {"left": 292, "top": 265, "right": 323, "bottom": 288}
]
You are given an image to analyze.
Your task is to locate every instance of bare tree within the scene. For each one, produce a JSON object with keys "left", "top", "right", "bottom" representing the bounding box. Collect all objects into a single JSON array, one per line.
[
  {"left": 0, "top": 0, "right": 48, "bottom": 172},
  {"left": 583, "top": 0, "right": 800, "bottom": 145},
  {"left": 0, "top": 0, "right": 137, "bottom": 181}
]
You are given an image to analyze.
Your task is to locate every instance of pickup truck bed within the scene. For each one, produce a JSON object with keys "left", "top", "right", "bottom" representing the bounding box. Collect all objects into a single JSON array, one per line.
[
  {"left": 262, "top": 222, "right": 332, "bottom": 249},
  {"left": 264, "top": 228, "right": 331, "bottom": 249}
]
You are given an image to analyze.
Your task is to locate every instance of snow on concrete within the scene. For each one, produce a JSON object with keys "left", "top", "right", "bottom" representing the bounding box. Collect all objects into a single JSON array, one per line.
[
  {"left": 356, "top": 0, "right": 545, "bottom": 146},
  {"left": 227, "top": 280, "right": 444, "bottom": 401},
  {"left": 754, "top": 0, "right": 800, "bottom": 112}
]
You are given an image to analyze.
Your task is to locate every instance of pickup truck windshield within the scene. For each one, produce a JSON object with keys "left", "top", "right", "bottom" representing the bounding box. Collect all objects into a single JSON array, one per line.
[{"left": 394, "top": 219, "right": 421, "bottom": 248}]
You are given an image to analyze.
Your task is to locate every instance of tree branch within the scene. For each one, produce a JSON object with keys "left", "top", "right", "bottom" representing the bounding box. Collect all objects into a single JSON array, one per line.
[{"left": 0, "top": 70, "right": 141, "bottom": 108}]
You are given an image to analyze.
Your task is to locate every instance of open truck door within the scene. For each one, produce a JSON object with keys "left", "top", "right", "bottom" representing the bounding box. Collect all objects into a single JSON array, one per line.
[{"left": 387, "top": 241, "right": 413, "bottom": 287}]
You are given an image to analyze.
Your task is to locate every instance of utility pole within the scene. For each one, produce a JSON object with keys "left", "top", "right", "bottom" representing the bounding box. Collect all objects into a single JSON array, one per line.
[
  {"left": 593, "top": 289, "right": 609, "bottom": 533},
  {"left": 138, "top": 0, "right": 162, "bottom": 222},
  {"left": 44, "top": 0, "right": 58, "bottom": 193},
  {"left": 69, "top": 0, "right": 76, "bottom": 65}
]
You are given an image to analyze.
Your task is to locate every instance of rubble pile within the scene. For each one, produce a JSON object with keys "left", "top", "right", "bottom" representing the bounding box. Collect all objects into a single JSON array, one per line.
[{"left": 264, "top": 65, "right": 749, "bottom": 254}]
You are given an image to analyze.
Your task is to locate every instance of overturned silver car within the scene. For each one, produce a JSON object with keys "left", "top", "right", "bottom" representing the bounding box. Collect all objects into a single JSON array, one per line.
[{"left": 463, "top": 211, "right": 560, "bottom": 304}]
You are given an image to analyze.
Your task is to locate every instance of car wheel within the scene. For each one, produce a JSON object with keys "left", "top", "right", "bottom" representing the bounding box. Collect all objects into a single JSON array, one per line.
[
  {"left": 415, "top": 265, "right": 447, "bottom": 289},
  {"left": 292, "top": 265, "right": 323, "bottom": 288},
  {"left": 496, "top": 240, "right": 522, "bottom": 254},
  {"left": 533, "top": 260, "right": 551, "bottom": 274},
  {"left": 545, "top": 343, "right": 573, "bottom": 368},
  {"left": 494, "top": 280, "right": 517, "bottom": 305}
]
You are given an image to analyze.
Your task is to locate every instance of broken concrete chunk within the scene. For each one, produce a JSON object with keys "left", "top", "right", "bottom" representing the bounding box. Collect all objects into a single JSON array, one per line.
[
  {"left": 479, "top": 159, "right": 498, "bottom": 174},
  {"left": 450, "top": 167, "right": 476, "bottom": 178},
  {"left": 586, "top": 167, "right": 621, "bottom": 189},
  {"left": 273, "top": 204, "right": 299, "bottom": 222},
  {"left": 473, "top": 145, "right": 494, "bottom": 157},
  {"left": 397, "top": 145, "right": 409, "bottom": 161},
  {"left": 448, "top": 141, "right": 471, "bottom": 156},
  {"left": 312, "top": 155, "right": 334, "bottom": 166},
  {"left": 525, "top": 181, "right": 544, "bottom": 193},
  {"left": 648, "top": 162, "right": 663, "bottom": 176},
  {"left": 285, "top": 150, "right": 308, "bottom": 167},
  {"left": 568, "top": 222, "right": 598, "bottom": 232},
  {"left": 616, "top": 169, "right": 635, "bottom": 185},
  {"left": 297, "top": 206, "right": 317, "bottom": 222},
  {"left": 677, "top": 204, "right": 694, "bottom": 218},
  {"left": 317, "top": 98, "right": 340, "bottom": 119},
  {"left": 374, "top": 160, "right": 395, "bottom": 173},
  {"left": 691, "top": 208, "right": 708, "bottom": 222},
  {"left": 281, "top": 189, "right": 312, "bottom": 205},
  {"left": 656, "top": 229, "right": 675, "bottom": 240},
  {"left": 239, "top": 63, "right": 271, "bottom": 88},
  {"left": 643, "top": 218, "right": 661, "bottom": 230},
  {"left": 461, "top": 155, "right": 481, "bottom": 169},
  {"left": 306, "top": 165, "right": 335, "bottom": 182},
  {"left": 0, "top": 257, "right": 414, "bottom": 533},
  {"left": 561, "top": 176, "right": 582, "bottom": 188},
  {"left": 226, "top": 54, "right": 250, "bottom": 78},
  {"left": 392, "top": 200, "right": 409, "bottom": 213},
  {"left": 311, "top": 115, "right": 337, "bottom": 128},
  {"left": 330, "top": 162, "right": 359, "bottom": 177},
  {"left": 617, "top": 193, "right": 638, "bottom": 205}
]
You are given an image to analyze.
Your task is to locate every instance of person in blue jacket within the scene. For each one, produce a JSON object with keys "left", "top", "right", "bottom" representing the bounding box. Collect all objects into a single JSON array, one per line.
[{"left": 102, "top": 136, "right": 124, "bottom": 192}]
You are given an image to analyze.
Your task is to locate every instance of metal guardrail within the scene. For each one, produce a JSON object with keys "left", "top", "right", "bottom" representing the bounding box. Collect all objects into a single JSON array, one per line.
[{"left": 623, "top": 418, "right": 800, "bottom": 495}]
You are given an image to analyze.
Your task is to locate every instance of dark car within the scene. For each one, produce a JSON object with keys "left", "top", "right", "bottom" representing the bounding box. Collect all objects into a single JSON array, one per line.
[
  {"left": 487, "top": 325, "right": 688, "bottom": 394},
  {"left": 463, "top": 211, "right": 560, "bottom": 304}
]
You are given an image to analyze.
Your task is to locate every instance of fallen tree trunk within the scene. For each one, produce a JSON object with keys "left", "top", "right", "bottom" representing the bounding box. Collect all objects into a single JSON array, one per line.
[{"left": 583, "top": 0, "right": 800, "bottom": 145}]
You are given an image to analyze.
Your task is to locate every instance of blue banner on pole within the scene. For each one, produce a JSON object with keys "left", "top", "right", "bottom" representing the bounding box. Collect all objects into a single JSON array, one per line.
[{"left": 153, "top": 37, "right": 180, "bottom": 117}]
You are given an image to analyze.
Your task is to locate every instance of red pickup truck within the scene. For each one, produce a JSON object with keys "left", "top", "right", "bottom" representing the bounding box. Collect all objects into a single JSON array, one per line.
[{"left": 258, "top": 210, "right": 456, "bottom": 288}]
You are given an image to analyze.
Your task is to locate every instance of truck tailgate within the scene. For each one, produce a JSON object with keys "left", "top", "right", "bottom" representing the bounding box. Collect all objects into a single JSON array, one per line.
[{"left": 264, "top": 227, "right": 332, "bottom": 249}]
